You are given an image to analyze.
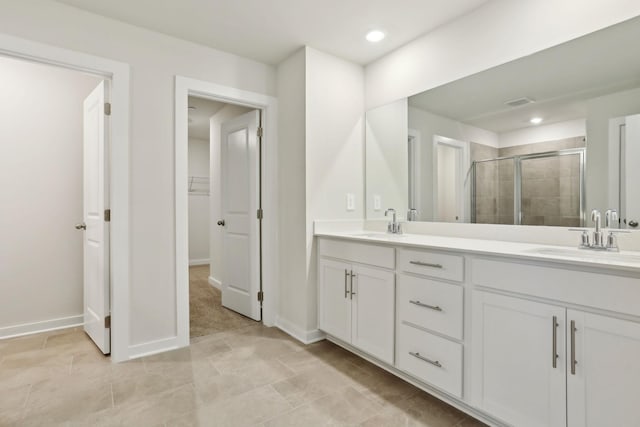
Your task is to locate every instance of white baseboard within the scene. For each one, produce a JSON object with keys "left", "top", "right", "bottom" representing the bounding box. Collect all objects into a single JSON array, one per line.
[
  {"left": 275, "top": 316, "right": 325, "bottom": 344},
  {"left": 208, "top": 276, "right": 221, "bottom": 290},
  {"left": 0, "top": 315, "right": 84, "bottom": 340},
  {"left": 189, "top": 259, "right": 209, "bottom": 266},
  {"left": 128, "top": 336, "right": 183, "bottom": 360}
]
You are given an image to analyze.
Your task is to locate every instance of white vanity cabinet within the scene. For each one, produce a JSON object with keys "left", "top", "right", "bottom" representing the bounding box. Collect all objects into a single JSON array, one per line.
[
  {"left": 471, "top": 258, "right": 640, "bottom": 427},
  {"left": 471, "top": 291, "right": 567, "bottom": 427},
  {"left": 318, "top": 239, "right": 395, "bottom": 364},
  {"left": 566, "top": 310, "right": 640, "bottom": 427}
]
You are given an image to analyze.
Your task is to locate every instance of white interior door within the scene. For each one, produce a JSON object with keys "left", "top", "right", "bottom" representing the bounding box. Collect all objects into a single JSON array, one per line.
[
  {"left": 219, "top": 110, "right": 261, "bottom": 321},
  {"left": 82, "top": 80, "right": 110, "bottom": 354}
]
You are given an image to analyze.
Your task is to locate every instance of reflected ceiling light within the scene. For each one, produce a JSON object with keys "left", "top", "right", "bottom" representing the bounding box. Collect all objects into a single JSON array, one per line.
[
  {"left": 366, "top": 30, "right": 385, "bottom": 43},
  {"left": 530, "top": 117, "right": 543, "bottom": 124}
]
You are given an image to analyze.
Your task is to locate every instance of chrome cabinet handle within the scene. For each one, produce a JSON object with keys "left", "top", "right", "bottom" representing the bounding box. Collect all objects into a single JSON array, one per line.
[
  {"left": 552, "top": 316, "right": 559, "bottom": 368},
  {"left": 75, "top": 223, "right": 86, "bottom": 230},
  {"left": 409, "top": 351, "right": 442, "bottom": 368},
  {"left": 344, "top": 269, "right": 348, "bottom": 299},
  {"left": 570, "top": 320, "right": 578, "bottom": 375},
  {"left": 349, "top": 271, "right": 356, "bottom": 299},
  {"left": 409, "top": 261, "right": 443, "bottom": 269},
  {"left": 409, "top": 300, "right": 442, "bottom": 311}
]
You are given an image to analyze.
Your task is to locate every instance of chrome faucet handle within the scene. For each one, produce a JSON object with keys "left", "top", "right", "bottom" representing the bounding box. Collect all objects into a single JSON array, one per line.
[
  {"left": 605, "top": 209, "right": 618, "bottom": 228},
  {"left": 591, "top": 209, "right": 601, "bottom": 230}
]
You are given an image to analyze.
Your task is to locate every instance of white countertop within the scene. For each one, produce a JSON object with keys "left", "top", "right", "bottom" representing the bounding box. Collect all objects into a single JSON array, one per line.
[{"left": 315, "top": 230, "right": 640, "bottom": 275}]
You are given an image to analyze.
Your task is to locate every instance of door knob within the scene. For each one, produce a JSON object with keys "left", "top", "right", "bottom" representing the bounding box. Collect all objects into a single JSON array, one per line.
[
  {"left": 629, "top": 220, "right": 638, "bottom": 228},
  {"left": 75, "top": 223, "right": 86, "bottom": 230},
  {"left": 217, "top": 220, "right": 225, "bottom": 226}
]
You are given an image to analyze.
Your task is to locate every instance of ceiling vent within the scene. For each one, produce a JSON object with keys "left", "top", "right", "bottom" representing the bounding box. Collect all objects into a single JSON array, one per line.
[{"left": 504, "top": 97, "right": 535, "bottom": 107}]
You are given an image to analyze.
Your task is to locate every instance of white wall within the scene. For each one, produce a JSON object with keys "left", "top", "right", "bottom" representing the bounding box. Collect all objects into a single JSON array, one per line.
[
  {"left": 276, "top": 48, "right": 308, "bottom": 333},
  {"left": 305, "top": 47, "right": 365, "bottom": 332},
  {"left": 208, "top": 105, "right": 253, "bottom": 286},
  {"left": 365, "top": 0, "right": 640, "bottom": 108},
  {"left": 0, "top": 55, "right": 101, "bottom": 336},
  {"left": 0, "top": 0, "right": 276, "bottom": 348},
  {"left": 188, "top": 137, "right": 209, "bottom": 265},
  {"left": 499, "top": 119, "right": 586, "bottom": 148},
  {"left": 276, "top": 46, "right": 365, "bottom": 337},
  {"left": 366, "top": 99, "right": 408, "bottom": 219}
]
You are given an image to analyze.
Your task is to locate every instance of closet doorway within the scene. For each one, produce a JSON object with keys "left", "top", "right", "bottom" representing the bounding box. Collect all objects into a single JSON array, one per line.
[
  {"left": 186, "top": 96, "right": 259, "bottom": 338},
  {"left": 174, "top": 76, "right": 279, "bottom": 348}
]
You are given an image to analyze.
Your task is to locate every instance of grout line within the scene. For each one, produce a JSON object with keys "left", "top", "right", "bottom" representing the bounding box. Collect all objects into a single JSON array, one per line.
[{"left": 110, "top": 382, "right": 115, "bottom": 408}]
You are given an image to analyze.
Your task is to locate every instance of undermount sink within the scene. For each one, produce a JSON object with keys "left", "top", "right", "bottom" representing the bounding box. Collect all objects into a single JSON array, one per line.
[{"left": 524, "top": 247, "right": 640, "bottom": 264}]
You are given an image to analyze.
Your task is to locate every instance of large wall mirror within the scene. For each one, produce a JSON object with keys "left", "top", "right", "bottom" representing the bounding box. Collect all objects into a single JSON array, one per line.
[{"left": 366, "top": 16, "right": 640, "bottom": 228}]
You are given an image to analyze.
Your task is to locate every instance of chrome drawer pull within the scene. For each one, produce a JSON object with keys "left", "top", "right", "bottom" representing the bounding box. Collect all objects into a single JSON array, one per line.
[
  {"left": 409, "top": 300, "right": 442, "bottom": 311},
  {"left": 409, "top": 261, "right": 443, "bottom": 269},
  {"left": 409, "top": 351, "right": 442, "bottom": 368}
]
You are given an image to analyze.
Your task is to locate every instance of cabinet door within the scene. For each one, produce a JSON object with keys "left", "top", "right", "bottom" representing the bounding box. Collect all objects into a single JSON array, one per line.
[
  {"left": 351, "top": 265, "right": 395, "bottom": 364},
  {"left": 471, "top": 291, "right": 566, "bottom": 427},
  {"left": 567, "top": 310, "right": 640, "bottom": 427},
  {"left": 318, "top": 258, "right": 352, "bottom": 343}
]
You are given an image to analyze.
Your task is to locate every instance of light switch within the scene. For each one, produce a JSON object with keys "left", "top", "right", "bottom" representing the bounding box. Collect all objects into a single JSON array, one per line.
[
  {"left": 374, "top": 195, "right": 381, "bottom": 211},
  {"left": 346, "top": 193, "right": 355, "bottom": 211}
]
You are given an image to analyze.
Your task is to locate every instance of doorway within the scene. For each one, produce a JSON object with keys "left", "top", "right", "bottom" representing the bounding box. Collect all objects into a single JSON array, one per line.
[
  {"left": 0, "top": 34, "right": 130, "bottom": 361},
  {"left": 174, "top": 76, "right": 279, "bottom": 348},
  {"left": 187, "top": 96, "right": 259, "bottom": 338},
  {"left": 0, "top": 55, "right": 112, "bottom": 354},
  {"left": 432, "top": 135, "right": 470, "bottom": 222}
]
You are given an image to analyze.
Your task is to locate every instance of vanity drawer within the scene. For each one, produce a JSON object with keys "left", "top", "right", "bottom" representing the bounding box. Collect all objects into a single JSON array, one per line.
[
  {"left": 318, "top": 238, "right": 394, "bottom": 269},
  {"left": 398, "top": 248, "right": 464, "bottom": 282},
  {"left": 397, "top": 274, "right": 463, "bottom": 340},
  {"left": 397, "top": 322, "right": 463, "bottom": 398}
]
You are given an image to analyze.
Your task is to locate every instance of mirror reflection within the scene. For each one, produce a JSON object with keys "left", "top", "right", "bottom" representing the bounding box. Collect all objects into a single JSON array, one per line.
[{"left": 366, "top": 16, "right": 640, "bottom": 228}]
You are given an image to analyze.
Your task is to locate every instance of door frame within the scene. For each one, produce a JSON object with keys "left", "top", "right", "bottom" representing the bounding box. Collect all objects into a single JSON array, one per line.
[
  {"left": 174, "top": 76, "right": 278, "bottom": 348},
  {"left": 0, "top": 34, "right": 131, "bottom": 362}
]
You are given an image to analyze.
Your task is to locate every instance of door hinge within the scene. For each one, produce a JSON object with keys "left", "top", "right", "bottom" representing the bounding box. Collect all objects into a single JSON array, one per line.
[
  {"left": 257, "top": 127, "right": 263, "bottom": 138},
  {"left": 104, "top": 102, "right": 112, "bottom": 116},
  {"left": 257, "top": 290, "right": 264, "bottom": 302},
  {"left": 257, "top": 208, "right": 263, "bottom": 220},
  {"left": 105, "top": 315, "right": 111, "bottom": 329},
  {"left": 104, "top": 209, "right": 111, "bottom": 222}
]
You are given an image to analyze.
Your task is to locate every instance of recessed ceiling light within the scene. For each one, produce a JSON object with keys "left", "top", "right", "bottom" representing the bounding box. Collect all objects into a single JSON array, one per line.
[
  {"left": 530, "top": 117, "right": 543, "bottom": 125},
  {"left": 366, "top": 30, "right": 385, "bottom": 43}
]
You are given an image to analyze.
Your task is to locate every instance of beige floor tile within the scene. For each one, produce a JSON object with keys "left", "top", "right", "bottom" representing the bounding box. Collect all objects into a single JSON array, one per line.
[
  {"left": 104, "top": 383, "right": 198, "bottom": 427},
  {"left": 309, "top": 385, "right": 384, "bottom": 425},
  {"left": 0, "top": 334, "right": 46, "bottom": 360},
  {"left": 263, "top": 402, "right": 356, "bottom": 427},
  {"left": 193, "top": 384, "right": 293, "bottom": 427},
  {"left": 21, "top": 375, "right": 112, "bottom": 424}
]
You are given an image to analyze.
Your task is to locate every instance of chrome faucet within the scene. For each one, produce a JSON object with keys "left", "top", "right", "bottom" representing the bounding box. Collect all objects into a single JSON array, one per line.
[
  {"left": 385, "top": 208, "right": 402, "bottom": 234},
  {"left": 572, "top": 209, "right": 628, "bottom": 251},
  {"left": 591, "top": 209, "right": 604, "bottom": 248}
]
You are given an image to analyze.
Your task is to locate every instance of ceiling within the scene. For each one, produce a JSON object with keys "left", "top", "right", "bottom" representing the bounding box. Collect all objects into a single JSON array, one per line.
[
  {"left": 188, "top": 96, "right": 225, "bottom": 140},
  {"left": 409, "top": 15, "right": 640, "bottom": 134},
  {"left": 54, "top": 0, "right": 489, "bottom": 65}
]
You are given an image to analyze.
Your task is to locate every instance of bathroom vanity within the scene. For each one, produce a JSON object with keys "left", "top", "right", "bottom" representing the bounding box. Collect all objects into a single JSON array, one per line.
[{"left": 316, "top": 231, "right": 640, "bottom": 427}]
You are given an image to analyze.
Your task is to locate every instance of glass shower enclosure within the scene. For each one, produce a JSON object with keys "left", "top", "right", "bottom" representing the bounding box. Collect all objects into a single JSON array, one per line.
[{"left": 471, "top": 148, "right": 586, "bottom": 226}]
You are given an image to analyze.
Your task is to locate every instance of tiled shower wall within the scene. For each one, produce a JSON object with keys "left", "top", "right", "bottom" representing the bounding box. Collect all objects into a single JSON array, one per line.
[{"left": 472, "top": 136, "right": 586, "bottom": 226}]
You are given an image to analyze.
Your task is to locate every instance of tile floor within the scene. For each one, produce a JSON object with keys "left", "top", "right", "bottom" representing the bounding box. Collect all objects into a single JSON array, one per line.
[{"left": 0, "top": 270, "right": 487, "bottom": 427}]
